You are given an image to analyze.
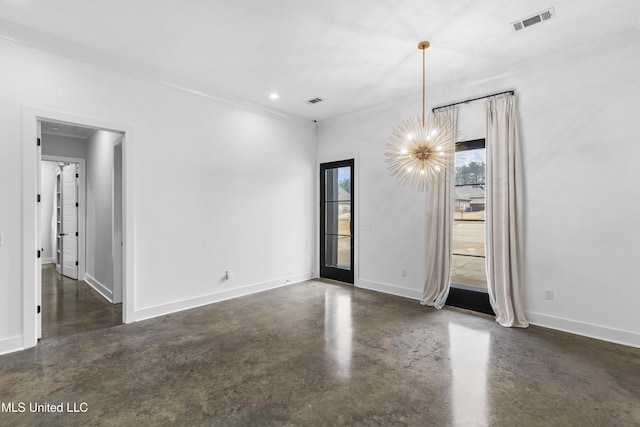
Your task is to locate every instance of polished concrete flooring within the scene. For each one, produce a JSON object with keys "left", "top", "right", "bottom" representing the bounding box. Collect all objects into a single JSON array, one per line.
[
  {"left": 41, "top": 264, "right": 122, "bottom": 338},
  {"left": 1, "top": 280, "right": 639, "bottom": 426}
]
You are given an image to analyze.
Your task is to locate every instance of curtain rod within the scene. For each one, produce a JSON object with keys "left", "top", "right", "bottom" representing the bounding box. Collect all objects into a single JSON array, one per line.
[{"left": 432, "top": 90, "right": 515, "bottom": 113}]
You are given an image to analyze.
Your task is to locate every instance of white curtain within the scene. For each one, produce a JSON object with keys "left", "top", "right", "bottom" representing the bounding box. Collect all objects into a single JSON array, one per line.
[
  {"left": 421, "top": 107, "right": 457, "bottom": 309},
  {"left": 485, "top": 95, "right": 528, "bottom": 327}
]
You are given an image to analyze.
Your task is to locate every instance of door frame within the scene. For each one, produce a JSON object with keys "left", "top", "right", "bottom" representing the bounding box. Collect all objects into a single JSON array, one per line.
[
  {"left": 112, "top": 139, "right": 123, "bottom": 304},
  {"left": 41, "top": 155, "right": 86, "bottom": 283},
  {"left": 22, "top": 106, "right": 135, "bottom": 349},
  {"left": 317, "top": 154, "right": 359, "bottom": 285},
  {"left": 60, "top": 163, "right": 79, "bottom": 280}
]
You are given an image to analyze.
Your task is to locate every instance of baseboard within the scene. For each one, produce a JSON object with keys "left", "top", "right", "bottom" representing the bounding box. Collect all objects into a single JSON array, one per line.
[
  {"left": 84, "top": 274, "right": 114, "bottom": 303},
  {"left": 526, "top": 311, "right": 640, "bottom": 348},
  {"left": 134, "top": 272, "right": 313, "bottom": 322},
  {"left": 43, "top": 258, "right": 54, "bottom": 264},
  {"left": 353, "top": 284, "right": 640, "bottom": 348},
  {"left": 356, "top": 279, "right": 422, "bottom": 301},
  {"left": 0, "top": 335, "right": 24, "bottom": 356}
]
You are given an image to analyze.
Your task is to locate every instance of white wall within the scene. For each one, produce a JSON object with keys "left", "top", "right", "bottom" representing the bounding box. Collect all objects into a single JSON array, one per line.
[
  {"left": 85, "top": 130, "right": 120, "bottom": 300},
  {"left": 42, "top": 133, "right": 87, "bottom": 159},
  {"left": 39, "top": 161, "right": 58, "bottom": 263},
  {"left": 318, "top": 41, "right": 640, "bottom": 347},
  {"left": 0, "top": 37, "right": 316, "bottom": 354}
]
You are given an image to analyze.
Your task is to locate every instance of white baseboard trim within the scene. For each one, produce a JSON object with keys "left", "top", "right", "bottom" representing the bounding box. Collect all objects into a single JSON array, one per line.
[
  {"left": 354, "top": 283, "right": 639, "bottom": 348},
  {"left": 43, "top": 258, "right": 54, "bottom": 264},
  {"left": 356, "top": 279, "right": 422, "bottom": 301},
  {"left": 0, "top": 335, "right": 24, "bottom": 356},
  {"left": 526, "top": 311, "right": 640, "bottom": 348},
  {"left": 134, "top": 272, "right": 313, "bottom": 322},
  {"left": 84, "top": 274, "right": 114, "bottom": 303}
]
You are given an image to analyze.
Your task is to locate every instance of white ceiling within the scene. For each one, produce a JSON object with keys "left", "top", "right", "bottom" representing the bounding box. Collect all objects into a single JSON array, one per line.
[
  {"left": 41, "top": 120, "right": 96, "bottom": 139},
  {"left": 1, "top": 0, "right": 639, "bottom": 122}
]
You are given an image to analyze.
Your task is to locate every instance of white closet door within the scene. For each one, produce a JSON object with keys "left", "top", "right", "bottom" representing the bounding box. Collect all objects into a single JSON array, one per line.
[{"left": 61, "top": 164, "right": 78, "bottom": 279}]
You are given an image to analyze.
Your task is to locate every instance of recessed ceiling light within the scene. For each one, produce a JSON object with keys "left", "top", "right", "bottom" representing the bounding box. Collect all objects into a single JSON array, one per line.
[{"left": 269, "top": 93, "right": 279, "bottom": 100}]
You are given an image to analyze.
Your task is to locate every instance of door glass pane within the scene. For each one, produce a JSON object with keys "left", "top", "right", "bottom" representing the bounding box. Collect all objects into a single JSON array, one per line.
[
  {"left": 451, "top": 255, "right": 486, "bottom": 288},
  {"left": 452, "top": 220, "right": 485, "bottom": 257},
  {"left": 325, "top": 235, "right": 351, "bottom": 269},
  {"left": 324, "top": 202, "right": 351, "bottom": 235},
  {"left": 452, "top": 145, "right": 487, "bottom": 289},
  {"left": 325, "top": 167, "right": 351, "bottom": 201}
]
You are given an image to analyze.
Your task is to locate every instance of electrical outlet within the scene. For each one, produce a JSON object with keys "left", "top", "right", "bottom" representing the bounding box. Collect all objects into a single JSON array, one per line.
[
  {"left": 401, "top": 269, "right": 407, "bottom": 277},
  {"left": 226, "top": 270, "right": 233, "bottom": 279},
  {"left": 544, "top": 290, "right": 554, "bottom": 300}
]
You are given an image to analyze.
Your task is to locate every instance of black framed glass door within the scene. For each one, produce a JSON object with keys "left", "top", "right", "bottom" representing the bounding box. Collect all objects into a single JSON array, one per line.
[
  {"left": 448, "top": 139, "right": 494, "bottom": 315},
  {"left": 320, "top": 159, "right": 354, "bottom": 284}
]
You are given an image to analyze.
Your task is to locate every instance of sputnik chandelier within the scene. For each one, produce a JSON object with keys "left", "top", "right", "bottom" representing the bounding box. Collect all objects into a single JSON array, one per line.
[{"left": 385, "top": 41, "right": 455, "bottom": 192}]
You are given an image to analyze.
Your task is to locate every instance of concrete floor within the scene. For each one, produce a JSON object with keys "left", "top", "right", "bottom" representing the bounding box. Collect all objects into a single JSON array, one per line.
[
  {"left": 1, "top": 280, "right": 639, "bottom": 426},
  {"left": 41, "top": 264, "right": 122, "bottom": 338}
]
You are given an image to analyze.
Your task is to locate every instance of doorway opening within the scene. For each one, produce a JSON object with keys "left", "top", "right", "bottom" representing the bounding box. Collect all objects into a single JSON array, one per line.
[
  {"left": 20, "top": 108, "right": 133, "bottom": 346},
  {"left": 40, "top": 149, "right": 122, "bottom": 338},
  {"left": 22, "top": 107, "right": 134, "bottom": 348},
  {"left": 320, "top": 159, "right": 354, "bottom": 284}
]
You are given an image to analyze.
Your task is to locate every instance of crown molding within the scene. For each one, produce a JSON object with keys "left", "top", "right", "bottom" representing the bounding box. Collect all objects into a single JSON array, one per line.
[{"left": 0, "top": 18, "right": 315, "bottom": 129}]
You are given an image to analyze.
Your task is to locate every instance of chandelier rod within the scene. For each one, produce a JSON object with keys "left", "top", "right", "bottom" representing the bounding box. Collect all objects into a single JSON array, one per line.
[
  {"left": 418, "top": 41, "right": 430, "bottom": 127},
  {"left": 422, "top": 45, "right": 425, "bottom": 127}
]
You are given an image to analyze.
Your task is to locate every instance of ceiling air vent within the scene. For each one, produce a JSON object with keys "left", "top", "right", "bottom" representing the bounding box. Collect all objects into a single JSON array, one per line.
[
  {"left": 512, "top": 7, "right": 555, "bottom": 31},
  {"left": 306, "top": 97, "right": 323, "bottom": 104}
]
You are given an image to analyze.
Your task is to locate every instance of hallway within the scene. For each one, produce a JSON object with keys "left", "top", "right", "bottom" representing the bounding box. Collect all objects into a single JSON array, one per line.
[{"left": 41, "top": 264, "right": 121, "bottom": 339}]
